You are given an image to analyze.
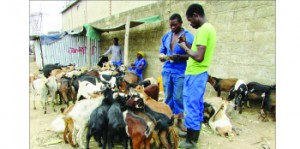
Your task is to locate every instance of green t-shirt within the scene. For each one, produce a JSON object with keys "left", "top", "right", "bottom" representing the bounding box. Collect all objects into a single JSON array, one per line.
[{"left": 185, "top": 23, "right": 216, "bottom": 75}]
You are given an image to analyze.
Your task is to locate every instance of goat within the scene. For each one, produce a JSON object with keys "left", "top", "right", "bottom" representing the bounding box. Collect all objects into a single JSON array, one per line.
[
  {"left": 48, "top": 105, "right": 75, "bottom": 134},
  {"left": 203, "top": 102, "right": 216, "bottom": 123},
  {"left": 32, "top": 77, "right": 49, "bottom": 114},
  {"left": 76, "top": 80, "right": 106, "bottom": 102},
  {"left": 246, "top": 82, "right": 276, "bottom": 121},
  {"left": 209, "top": 99, "right": 236, "bottom": 137},
  {"left": 97, "top": 56, "right": 109, "bottom": 67},
  {"left": 117, "top": 77, "right": 138, "bottom": 95},
  {"left": 207, "top": 75, "right": 238, "bottom": 97},
  {"left": 124, "top": 72, "right": 139, "bottom": 84},
  {"left": 123, "top": 110, "right": 153, "bottom": 149},
  {"left": 67, "top": 90, "right": 105, "bottom": 148},
  {"left": 135, "top": 85, "right": 178, "bottom": 148},
  {"left": 126, "top": 95, "right": 163, "bottom": 149},
  {"left": 135, "top": 85, "right": 173, "bottom": 118},
  {"left": 107, "top": 92, "right": 130, "bottom": 149},
  {"left": 126, "top": 93, "right": 176, "bottom": 149},
  {"left": 63, "top": 116, "right": 77, "bottom": 147},
  {"left": 45, "top": 76, "right": 59, "bottom": 110},
  {"left": 65, "top": 70, "right": 84, "bottom": 78},
  {"left": 228, "top": 79, "right": 248, "bottom": 114},
  {"left": 50, "top": 69, "right": 67, "bottom": 80},
  {"left": 71, "top": 74, "right": 98, "bottom": 93},
  {"left": 58, "top": 76, "right": 76, "bottom": 106},
  {"left": 144, "top": 84, "right": 160, "bottom": 101},
  {"left": 138, "top": 77, "right": 158, "bottom": 88},
  {"left": 86, "top": 88, "right": 114, "bottom": 149},
  {"left": 41, "top": 64, "right": 62, "bottom": 78},
  {"left": 60, "top": 105, "right": 76, "bottom": 147}
]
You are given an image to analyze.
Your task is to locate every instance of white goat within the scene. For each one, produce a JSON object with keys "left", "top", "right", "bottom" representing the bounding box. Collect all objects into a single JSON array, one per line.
[
  {"left": 76, "top": 80, "right": 105, "bottom": 101},
  {"left": 46, "top": 76, "right": 59, "bottom": 112},
  {"left": 67, "top": 92, "right": 105, "bottom": 148},
  {"left": 32, "top": 77, "right": 49, "bottom": 114},
  {"left": 209, "top": 99, "right": 235, "bottom": 137}
]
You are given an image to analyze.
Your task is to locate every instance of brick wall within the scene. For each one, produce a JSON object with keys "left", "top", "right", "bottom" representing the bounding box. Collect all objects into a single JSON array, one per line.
[{"left": 90, "top": 0, "right": 275, "bottom": 84}]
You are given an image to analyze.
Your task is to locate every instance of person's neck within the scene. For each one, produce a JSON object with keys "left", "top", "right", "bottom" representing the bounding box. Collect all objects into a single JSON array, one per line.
[
  {"left": 199, "top": 18, "right": 208, "bottom": 27},
  {"left": 173, "top": 28, "right": 183, "bottom": 35}
]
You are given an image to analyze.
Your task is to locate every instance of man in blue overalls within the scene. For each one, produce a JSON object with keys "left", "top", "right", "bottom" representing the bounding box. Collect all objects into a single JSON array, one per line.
[{"left": 159, "top": 13, "right": 194, "bottom": 133}]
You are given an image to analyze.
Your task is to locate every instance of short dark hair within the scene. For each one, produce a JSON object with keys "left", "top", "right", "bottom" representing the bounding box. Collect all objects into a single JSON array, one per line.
[
  {"left": 169, "top": 13, "right": 183, "bottom": 23},
  {"left": 113, "top": 37, "right": 119, "bottom": 41},
  {"left": 186, "top": 3, "right": 205, "bottom": 17}
]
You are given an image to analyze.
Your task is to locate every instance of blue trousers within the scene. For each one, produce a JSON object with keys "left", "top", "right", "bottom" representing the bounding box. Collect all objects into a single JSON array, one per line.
[
  {"left": 112, "top": 61, "right": 122, "bottom": 66},
  {"left": 183, "top": 72, "right": 208, "bottom": 130},
  {"left": 162, "top": 72, "right": 184, "bottom": 115}
]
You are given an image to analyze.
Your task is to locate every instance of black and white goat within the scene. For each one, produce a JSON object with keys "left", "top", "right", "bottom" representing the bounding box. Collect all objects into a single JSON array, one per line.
[
  {"left": 228, "top": 80, "right": 248, "bottom": 114},
  {"left": 246, "top": 82, "right": 276, "bottom": 121}
]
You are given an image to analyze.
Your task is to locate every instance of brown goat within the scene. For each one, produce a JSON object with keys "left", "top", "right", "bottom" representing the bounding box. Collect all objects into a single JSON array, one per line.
[
  {"left": 207, "top": 75, "right": 238, "bottom": 97},
  {"left": 124, "top": 72, "right": 139, "bottom": 84},
  {"left": 135, "top": 85, "right": 173, "bottom": 119},
  {"left": 85, "top": 70, "right": 100, "bottom": 78},
  {"left": 144, "top": 84, "right": 159, "bottom": 101},
  {"left": 124, "top": 111, "right": 153, "bottom": 149},
  {"left": 132, "top": 110, "right": 161, "bottom": 148},
  {"left": 128, "top": 91, "right": 178, "bottom": 149},
  {"left": 58, "top": 77, "right": 76, "bottom": 107}
]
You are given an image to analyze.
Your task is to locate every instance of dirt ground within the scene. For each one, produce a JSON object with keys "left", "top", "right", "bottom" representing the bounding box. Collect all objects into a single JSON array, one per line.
[{"left": 29, "top": 55, "right": 275, "bottom": 149}]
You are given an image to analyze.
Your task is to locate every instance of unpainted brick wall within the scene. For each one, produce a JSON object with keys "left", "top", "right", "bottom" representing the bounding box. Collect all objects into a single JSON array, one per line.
[{"left": 90, "top": 0, "right": 275, "bottom": 85}]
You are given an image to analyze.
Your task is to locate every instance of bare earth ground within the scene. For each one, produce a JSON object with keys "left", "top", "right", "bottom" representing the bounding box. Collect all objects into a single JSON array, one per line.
[{"left": 29, "top": 55, "right": 275, "bottom": 149}]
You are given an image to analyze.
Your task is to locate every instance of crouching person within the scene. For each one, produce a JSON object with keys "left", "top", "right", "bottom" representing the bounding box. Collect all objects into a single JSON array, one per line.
[
  {"left": 178, "top": 3, "right": 217, "bottom": 148},
  {"left": 128, "top": 51, "right": 146, "bottom": 82}
]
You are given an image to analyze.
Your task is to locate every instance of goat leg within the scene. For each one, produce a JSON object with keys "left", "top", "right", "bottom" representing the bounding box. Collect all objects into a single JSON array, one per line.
[
  {"left": 33, "top": 93, "right": 37, "bottom": 110},
  {"left": 77, "top": 126, "right": 86, "bottom": 149},
  {"left": 217, "top": 90, "right": 221, "bottom": 97},
  {"left": 42, "top": 94, "right": 47, "bottom": 114},
  {"left": 246, "top": 100, "right": 251, "bottom": 108},
  {"left": 159, "top": 130, "right": 170, "bottom": 149},
  {"left": 85, "top": 127, "right": 92, "bottom": 149},
  {"left": 72, "top": 128, "right": 78, "bottom": 146},
  {"left": 51, "top": 93, "right": 56, "bottom": 112},
  {"left": 170, "top": 127, "right": 178, "bottom": 149},
  {"left": 238, "top": 99, "right": 242, "bottom": 114}
]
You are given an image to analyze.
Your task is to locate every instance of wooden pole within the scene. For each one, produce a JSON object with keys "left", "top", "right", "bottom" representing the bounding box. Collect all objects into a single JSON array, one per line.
[
  {"left": 39, "top": 39, "right": 45, "bottom": 67},
  {"left": 124, "top": 16, "right": 130, "bottom": 65},
  {"left": 87, "top": 37, "right": 91, "bottom": 68}
]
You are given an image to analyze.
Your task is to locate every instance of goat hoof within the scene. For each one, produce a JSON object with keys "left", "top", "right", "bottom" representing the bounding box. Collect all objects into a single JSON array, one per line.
[
  {"left": 33, "top": 107, "right": 36, "bottom": 110},
  {"left": 44, "top": 111, "right": 47, "bottom": 114}
]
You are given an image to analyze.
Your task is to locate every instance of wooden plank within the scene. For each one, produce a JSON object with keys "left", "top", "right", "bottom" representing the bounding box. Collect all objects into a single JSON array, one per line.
[{"left": 124, "top": 16, "right": 130, "bottom": 65}]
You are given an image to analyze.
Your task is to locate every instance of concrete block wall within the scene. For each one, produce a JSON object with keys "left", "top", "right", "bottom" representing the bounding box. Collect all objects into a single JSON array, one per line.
[{"left": 89, "top": 0, "right": 275, "bottom": 85}]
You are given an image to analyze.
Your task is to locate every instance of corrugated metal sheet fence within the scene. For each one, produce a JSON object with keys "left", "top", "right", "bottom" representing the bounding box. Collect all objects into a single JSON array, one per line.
[{"left": 34, "top": 35, "right": 100, "bottom": 68}]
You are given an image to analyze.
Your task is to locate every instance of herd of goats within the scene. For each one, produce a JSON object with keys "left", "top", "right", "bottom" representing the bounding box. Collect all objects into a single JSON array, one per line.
[{"left": 29, "top": 62, "right": 276, "bottom": 149}]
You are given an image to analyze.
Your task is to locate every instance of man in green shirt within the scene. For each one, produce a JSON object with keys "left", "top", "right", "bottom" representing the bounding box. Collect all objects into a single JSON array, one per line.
[{"left": 178, "top": 3, "right": 216, "bottom": 149}]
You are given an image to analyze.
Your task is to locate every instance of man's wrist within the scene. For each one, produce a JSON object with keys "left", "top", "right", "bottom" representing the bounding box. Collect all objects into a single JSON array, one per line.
[{"left": 185, "top": 47, "right": 189, "bottom": 53}]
